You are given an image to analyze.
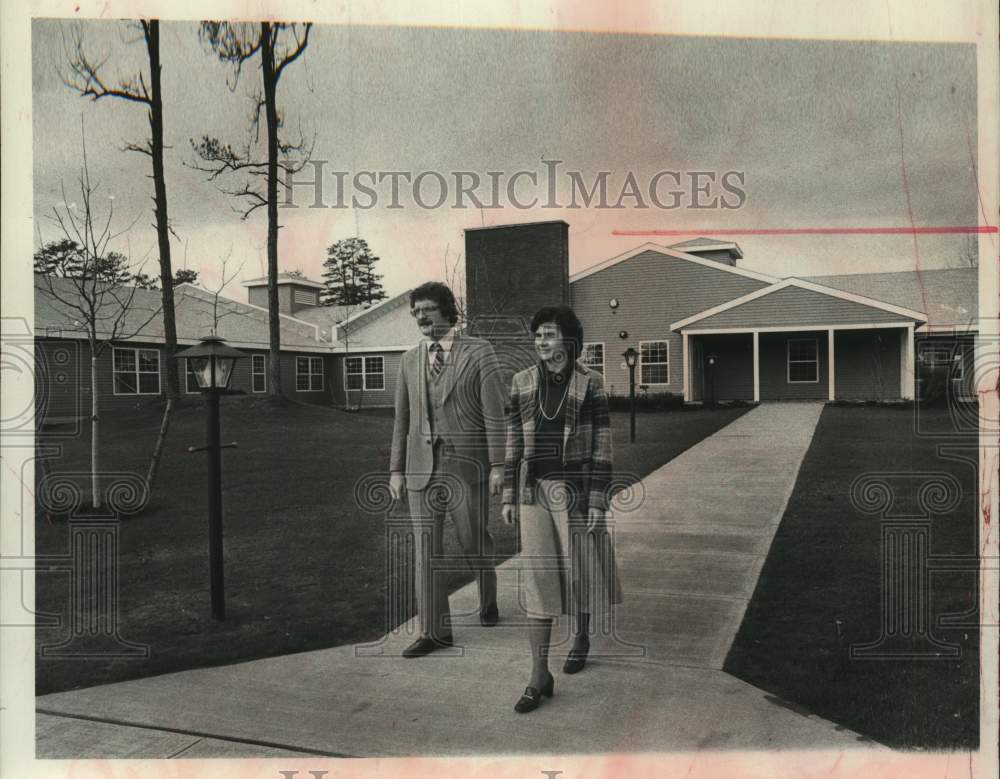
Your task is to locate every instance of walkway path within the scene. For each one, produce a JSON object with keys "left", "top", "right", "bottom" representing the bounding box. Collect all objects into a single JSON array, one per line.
[{"left": 37, "top": 402, "right": 882, "bottom": 757}]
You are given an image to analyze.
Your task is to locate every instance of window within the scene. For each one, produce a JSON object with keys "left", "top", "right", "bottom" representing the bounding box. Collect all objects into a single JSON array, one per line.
[
  {"left": 185, "top": 359, "right": 201, "bottom": 394},
  {"left": 293, "top": 289, "right": 317, "bottom": 306},
  {"left": 639, "top": 340, "right": 669, "bottom": 384},
  {"left": 345, "top": 355, "right": 385, "bottom": 391},
  {"left": 251, "top": 354, "right": 266, "bottom": 393},
  {"left": 787, "top": 338, "right": 819, "bottom": 383},
  {"left": 920, "top": 347, "right": 951, "bottom": 366},
  {"left": 364, "top": 356, "right": 385, "bottom": 390},
  {"left": 920, "top": 344, "right": 965, "bottom": 380},
  {"left": 296, "top": 356, "right": 324, "bottom": 391},
  {"left": 345, "top": 357, "right": 363, "bottom": 391},
  {"left": 113, "top": 347, "right": 161, "bottom": 395},
  {"left": 582, "top": 342, "right": 604, "bottom": 375}
]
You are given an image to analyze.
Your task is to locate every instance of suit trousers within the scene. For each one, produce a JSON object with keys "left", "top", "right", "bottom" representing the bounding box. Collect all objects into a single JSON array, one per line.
[{"left": 406, "top": 443, "right": 497, "bottom": 639}]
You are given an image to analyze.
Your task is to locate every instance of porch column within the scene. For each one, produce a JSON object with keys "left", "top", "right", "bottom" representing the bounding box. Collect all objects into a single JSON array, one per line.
[
  {"left": 682, "top": 332, "right": 690, "bottom": 402},
  {"left": 900, "top": 324, "right": 915, "bottom": 400},
  {"left": 752, "top": 331, "right": 760, "bottom": 402},
  {"left": 828, "top": 329, "right": 835, "bottom": 401}
]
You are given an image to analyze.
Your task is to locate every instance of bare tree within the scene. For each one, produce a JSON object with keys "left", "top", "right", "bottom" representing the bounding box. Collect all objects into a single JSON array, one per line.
[
  {"left": 464, "top": 245, "right": 515, "bottom": 339},
  {"left": 62, "top": 20, "right": 183, "bottom": 404},
  {"left": 190, "top": 21, "right": 313, "bottom": 400},
  {"left": 35, "top": 133, "right": 161, "bottom": 509},
  {"left": 443, "top": 243, "right": 468, "bottom": 328},
  {"left": 203, "top": 248, "right": 247, "bottom": 334}
]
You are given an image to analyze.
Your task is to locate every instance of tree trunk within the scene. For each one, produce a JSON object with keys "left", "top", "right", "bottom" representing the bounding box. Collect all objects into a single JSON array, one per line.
[
  {"left": 145, "top": 396, "right": 173, "bottom": 498},
  {"left": 261, "top": 23, "right": 283, "bottom": 399},
  {"left": 146, "top": 20, "right": 181, "bottom": 403},
  {"left": 90, "top": 350, "right": 101, "bottom": 509}
]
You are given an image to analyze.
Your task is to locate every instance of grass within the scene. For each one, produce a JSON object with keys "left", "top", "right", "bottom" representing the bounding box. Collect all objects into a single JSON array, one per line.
[
  {"left": 723, "top": 405, "right": 979, "bottom": 749},
  {"left": 35, "top": 398, "right": 747, "bottom": 694}
]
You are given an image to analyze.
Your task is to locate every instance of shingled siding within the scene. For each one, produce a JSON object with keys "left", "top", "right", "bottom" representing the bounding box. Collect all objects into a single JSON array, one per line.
[
  {"left": 279, "top": 352, "right": 336, "bottom": 405},
  {"left": 571, "top": 251, "right": 770, "bottom": 397},
  {"left": 248, "top": 284, "right": 294, "bottom": 315},
  {"left": 34, "top": 338, "right": 337, "bottom": 421},
  {"left": 691, "top": 285, "right": 914, "bottom": 330},
  {"left": 329, "top": 351, "right": 403, "bottom": 409},
  {"left": 35, "top": 338, "right": 171, "bottom": 421},
  {"left": 178, "top": 349, "right": 334, "bottom": 404},
  {"left": 834, "top": 329, "right": 902, "bottom": 400},
  {"left": 759, "top": 331, "right": 829, "bottom": 401},
  {"left": 35, "top": 339, "right": 86, "bottom": 421}
]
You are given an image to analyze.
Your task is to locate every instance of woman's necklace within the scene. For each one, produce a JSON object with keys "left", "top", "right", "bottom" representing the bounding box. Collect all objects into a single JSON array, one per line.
[{"left": 538, "top": 364, "right": 570, "bottom": 421}]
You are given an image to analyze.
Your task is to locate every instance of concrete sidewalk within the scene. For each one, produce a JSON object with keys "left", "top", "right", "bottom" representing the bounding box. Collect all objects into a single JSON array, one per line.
[{"left": 37, "top": 402, "right": 883, "bottom": 757}]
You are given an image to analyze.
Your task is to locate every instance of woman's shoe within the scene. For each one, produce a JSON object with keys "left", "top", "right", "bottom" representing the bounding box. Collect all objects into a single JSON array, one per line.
[
  {"left": 514, "top": 672, "right": 555, "bottom": 713},
  {"left": 562, "top": 641, "right": 589, "bottom": 674}
]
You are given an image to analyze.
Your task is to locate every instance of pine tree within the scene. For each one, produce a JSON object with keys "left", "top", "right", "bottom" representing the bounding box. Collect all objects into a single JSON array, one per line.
[
  {"left": 34, "top": 239, "right": 133, "bottom": 285},
  {"left": 321, "top": 238, "right": 388, "bottom": 306},
  {"left": 173, "top": 268, "right": 199, "bottom": 286}
]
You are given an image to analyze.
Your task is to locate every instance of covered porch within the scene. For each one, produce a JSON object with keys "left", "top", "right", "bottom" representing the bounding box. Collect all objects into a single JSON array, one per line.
[
  {"left": 672, "top": 278, "right": 927, "bottom": 403},
  {"left": 680, "top": 325, "right": 915, "bottom": 403}
]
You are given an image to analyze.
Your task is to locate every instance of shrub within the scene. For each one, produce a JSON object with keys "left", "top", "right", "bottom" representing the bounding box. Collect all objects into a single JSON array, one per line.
[{"left": 606, "top": 389, "right": 685, "bottom": 411}]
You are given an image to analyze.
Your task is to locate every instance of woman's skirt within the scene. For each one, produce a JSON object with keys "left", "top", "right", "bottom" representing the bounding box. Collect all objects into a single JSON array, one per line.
[{"left": 515, "top": 478, "right": 623, "bottom": 619}]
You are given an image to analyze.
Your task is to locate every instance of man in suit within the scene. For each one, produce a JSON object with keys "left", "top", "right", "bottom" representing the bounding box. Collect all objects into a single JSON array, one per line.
[{"left": 388, "top": 282, "right": 506, "bottom": 657}]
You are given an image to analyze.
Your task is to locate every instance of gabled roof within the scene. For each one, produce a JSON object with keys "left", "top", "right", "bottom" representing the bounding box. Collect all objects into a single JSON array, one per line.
[
  {"left": 176, "top": 283, "right": 323, "bottom": 342},
  {"left": 34, "top": 274, "right": 164, "bottom": 341},
  {"left": 569, "top": 242, "right": 778, "bottom": 285},
  {"left": 331, "top": 289, "right": 416, "bottom": 353},
  {"left": 338, "top": 289, "right": 412, "bottom": 330},
  {"left": 292, "top": 304, "right": 355, "bottom": 324},
  {"left": 289, "top": 303, "right": 360, "bottom": 341},
  {"left": 670, "top": 277, "right": 929, "bottom": 331},
  {"left": 803, "top": 268, "right": 977, "bottom": 330},
  {"left": 35, "top": 275, "right": 328, "bottom": 352}
]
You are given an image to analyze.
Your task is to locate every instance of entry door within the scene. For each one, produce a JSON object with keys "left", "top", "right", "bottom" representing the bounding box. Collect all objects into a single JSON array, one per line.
[{"left": 691, "top": 340, "right": 704, "bottom": 402}]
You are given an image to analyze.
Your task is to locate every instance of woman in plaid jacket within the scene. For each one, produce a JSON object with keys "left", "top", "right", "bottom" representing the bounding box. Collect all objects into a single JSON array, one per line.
[{"left": 501, "top": 305, "right": 622, "bottom": 714}]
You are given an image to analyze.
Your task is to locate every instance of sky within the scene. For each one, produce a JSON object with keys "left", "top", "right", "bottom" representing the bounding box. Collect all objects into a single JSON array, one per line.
[{"left": 31, "top": 20, "right": 980, "bottom": 302}]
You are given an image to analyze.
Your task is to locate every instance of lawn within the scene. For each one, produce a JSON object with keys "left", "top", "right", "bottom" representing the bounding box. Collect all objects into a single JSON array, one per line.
[
  {"left": 723, "top": 404, "right": 979, "bottom": 749},
  {"left": 35, "top": 398, "right": 747, "bottom": 694}
]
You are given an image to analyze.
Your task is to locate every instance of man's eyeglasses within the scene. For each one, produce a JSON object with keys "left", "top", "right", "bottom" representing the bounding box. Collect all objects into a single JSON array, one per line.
[{"left": 411, "top": 304, "right": 440, "bottom": 318}]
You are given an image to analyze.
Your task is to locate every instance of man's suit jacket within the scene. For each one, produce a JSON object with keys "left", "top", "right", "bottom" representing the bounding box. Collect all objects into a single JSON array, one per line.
[
  {"left": 501, "top": 361, "right": 613, "bottom": 513},
  {"left": 390, "top": 334, "right": 506, "bottom": 491}
]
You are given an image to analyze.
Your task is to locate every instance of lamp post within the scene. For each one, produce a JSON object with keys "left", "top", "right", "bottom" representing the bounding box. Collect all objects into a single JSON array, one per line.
[
  {"left": 623, "top": 347, "right": 638, "bottom": 443},
  {"left": 175, "top": 335, "right": 246, "bottom": 620}
]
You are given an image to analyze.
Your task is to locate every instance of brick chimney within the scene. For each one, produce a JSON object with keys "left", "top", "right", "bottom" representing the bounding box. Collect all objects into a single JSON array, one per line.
[
  {"left": 242, "top": 273, "right": 324, "bottom": 315},
  {"left": 465, "top": 220, "right": 569, "bottom": 371}
]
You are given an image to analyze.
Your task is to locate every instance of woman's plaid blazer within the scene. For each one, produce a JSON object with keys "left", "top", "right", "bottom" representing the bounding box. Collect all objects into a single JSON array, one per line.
[{"left": 501, "top": 360, "right": 613, "bottom": 513}]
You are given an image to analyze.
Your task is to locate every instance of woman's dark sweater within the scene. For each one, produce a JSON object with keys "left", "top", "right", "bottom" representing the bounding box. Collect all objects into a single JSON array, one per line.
[{"left": 532, "top": 362, "right": 571, "bottom": 480}]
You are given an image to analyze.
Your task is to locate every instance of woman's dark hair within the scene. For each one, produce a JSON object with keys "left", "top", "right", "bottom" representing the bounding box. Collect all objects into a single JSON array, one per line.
[
  {"left": 530, "top": 305, "right": 584, "bottom": 358},
  {"left": 409, "top": 282, "right": 459, "bottom": 325}
]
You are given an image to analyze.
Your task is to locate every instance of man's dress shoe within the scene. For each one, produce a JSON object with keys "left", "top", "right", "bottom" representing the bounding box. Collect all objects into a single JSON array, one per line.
[{"left": 402, "top": 635, "right": 454, "bottom": 658}]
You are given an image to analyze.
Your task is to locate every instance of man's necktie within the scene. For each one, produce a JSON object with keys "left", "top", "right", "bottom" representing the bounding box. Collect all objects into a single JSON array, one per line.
[{"left": 430, "top": 342, "right": 445, "bottom": 378}]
